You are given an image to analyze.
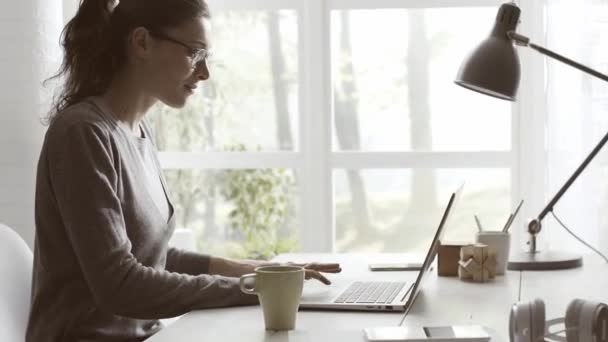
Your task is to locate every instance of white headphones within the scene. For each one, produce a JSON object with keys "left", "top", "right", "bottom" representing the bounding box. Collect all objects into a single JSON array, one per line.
[{"left": 509, "top": 298, "right": 608, "bottom": 342}]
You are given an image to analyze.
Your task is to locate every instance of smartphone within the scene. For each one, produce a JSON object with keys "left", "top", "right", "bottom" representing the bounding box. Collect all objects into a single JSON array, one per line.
[
  {"left": 364, "top": 325, "right": 491, "bottom": 342},
  {"left": 368, "top": 262, "right": 423, "bottom": 271}
]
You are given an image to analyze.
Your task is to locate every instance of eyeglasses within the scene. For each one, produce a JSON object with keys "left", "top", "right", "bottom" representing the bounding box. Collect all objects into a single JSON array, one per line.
[{"left": 148, "top": 30, "right": 211, "bottom": 67}]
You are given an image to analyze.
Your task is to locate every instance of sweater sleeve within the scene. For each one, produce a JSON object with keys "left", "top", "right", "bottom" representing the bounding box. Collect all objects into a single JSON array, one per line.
[
  {"left": 48, "top": 122, "right": 258, "bottom": 320},
  {"left": 166, "top": 247, "right": 211, "bottom": 276}
]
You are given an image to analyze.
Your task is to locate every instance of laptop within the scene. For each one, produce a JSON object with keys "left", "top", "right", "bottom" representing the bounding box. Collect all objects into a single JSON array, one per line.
[{"left": 299, "top": 185, "right": 462, "bottom": 312}]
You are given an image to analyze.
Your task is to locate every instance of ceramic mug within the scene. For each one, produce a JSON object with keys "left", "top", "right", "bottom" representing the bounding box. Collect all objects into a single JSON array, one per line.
[
  {"left": 239, "top": 265, "right": 305, "bottom": 330},
  {"left": 476, "top": 231, "right": 511, "bottom": 275}
]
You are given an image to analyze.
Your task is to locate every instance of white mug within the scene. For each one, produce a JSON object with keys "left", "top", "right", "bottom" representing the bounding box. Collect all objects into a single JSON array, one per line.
[
  {"left": 239, "top": 265, "right": 304, "bottom": 330},
  {"left": 476, "top": 231, "right": 511, "bottom": 275}
]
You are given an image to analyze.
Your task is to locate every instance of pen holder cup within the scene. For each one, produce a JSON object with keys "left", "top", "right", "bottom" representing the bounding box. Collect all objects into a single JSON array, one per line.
[{"left": 475, "top": 231, "right": 510, "bottom": 275}]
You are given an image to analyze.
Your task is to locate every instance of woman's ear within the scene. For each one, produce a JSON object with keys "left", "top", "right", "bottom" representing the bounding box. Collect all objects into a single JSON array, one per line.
[{"left": 128, "top": 27, "right": 153, "bottom": 61}]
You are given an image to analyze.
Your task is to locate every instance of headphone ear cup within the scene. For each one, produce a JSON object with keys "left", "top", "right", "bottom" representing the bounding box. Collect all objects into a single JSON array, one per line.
[
  {"left": 566, "top": 299, "right": 608, "bottom": 342},
  {"left": 595, "top": 303, "right": 608, "bottom": 342},
  {"left": 566, "top": 299, "right": 585, "bottom": 342},
  {"left": 509, "top": 300, "right": 543, "bottom": 342},
  {"left": 510, "top": 301, "right": 530, "bottom": 342},
  {"left": 531, "top": 298, "right": 546, "bottom": 342}
]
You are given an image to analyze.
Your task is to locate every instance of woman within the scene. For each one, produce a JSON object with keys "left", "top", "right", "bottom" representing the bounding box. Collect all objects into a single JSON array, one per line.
[{"left": 26, "top": 1, "right": 340, "bottom": 341}]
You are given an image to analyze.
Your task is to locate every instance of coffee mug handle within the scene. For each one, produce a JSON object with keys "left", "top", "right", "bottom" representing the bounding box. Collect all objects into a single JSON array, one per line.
[{"left": 239, "top": 273, "right": 257, "bottom": 295}]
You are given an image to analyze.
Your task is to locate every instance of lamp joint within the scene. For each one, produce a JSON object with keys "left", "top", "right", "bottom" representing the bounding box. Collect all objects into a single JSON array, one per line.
[{"left": 507, "top": 31, "right": 530, "bottom": 46}]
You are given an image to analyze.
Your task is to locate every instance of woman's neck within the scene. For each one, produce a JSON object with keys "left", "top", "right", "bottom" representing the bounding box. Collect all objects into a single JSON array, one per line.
[{"left": 101, "top": 71, "right": 157, "bottom": 136}]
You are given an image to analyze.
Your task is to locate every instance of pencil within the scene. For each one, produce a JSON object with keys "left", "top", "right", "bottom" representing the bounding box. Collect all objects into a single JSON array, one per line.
[
  {"left": 474, "top": 215, "right": 483, "bottom": 232},
  {"left": 503, "top": 199, "right": 524, "bottom": 233},
  {"left": 501, "top": 214, "right": 514, "bottom": 232}
]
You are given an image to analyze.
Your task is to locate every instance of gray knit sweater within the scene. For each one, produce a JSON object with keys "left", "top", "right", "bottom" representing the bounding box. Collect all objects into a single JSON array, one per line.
[{"left": 26, "top": 97, "right": 257, "bottom": 342}]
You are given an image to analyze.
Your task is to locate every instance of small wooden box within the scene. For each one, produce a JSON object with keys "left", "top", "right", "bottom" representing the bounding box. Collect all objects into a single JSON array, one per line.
[{"left": 437, "top": 241, "right": 469, "bottom": 277}]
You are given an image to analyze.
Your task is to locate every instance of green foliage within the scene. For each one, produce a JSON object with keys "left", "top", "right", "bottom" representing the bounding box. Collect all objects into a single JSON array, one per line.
[
  {"left": 216, "top": 144, "right": 297, "bottom": 259},
  {"left": 148, "top": 99, "right": 299, "bottom": 259}
]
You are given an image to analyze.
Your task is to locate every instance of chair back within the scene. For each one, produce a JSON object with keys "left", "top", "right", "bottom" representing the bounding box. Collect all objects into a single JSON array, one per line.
[{"left": 0, "top": 224, "right": 33, "bottom": 342}]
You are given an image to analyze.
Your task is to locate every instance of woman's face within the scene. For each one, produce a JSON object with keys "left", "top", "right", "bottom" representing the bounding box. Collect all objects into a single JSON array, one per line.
[{"left": 144, "top": 16, "right": 211, "bottom": 108}]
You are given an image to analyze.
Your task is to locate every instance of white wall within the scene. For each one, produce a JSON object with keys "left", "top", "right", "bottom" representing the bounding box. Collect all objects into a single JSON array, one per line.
[
  {"left": 63, "top": 0, "right": 78, "bottom": 24},
  {"left": 0, "top": 1, "right": 63, "bottom": 247}
]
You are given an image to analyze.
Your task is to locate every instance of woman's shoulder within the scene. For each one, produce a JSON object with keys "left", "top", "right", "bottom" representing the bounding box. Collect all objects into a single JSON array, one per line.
[
  {"left": 45, "top": 98, "right": 119, "bottom": 147},
  {"left": 48, "top": 98, "right": 117, "bottom": 136}
]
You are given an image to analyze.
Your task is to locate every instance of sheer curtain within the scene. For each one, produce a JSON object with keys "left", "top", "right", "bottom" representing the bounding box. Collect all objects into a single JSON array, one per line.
[
  {"left": 0, "top": 0, "right": 62, "bottom": 246},
  {"left": 543, "top": 0, "right": 608, "bottom": 255}
]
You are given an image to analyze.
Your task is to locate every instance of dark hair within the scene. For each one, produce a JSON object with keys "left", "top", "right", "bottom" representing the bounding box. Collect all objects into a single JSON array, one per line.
[{"left": 45, "top": 0, "right": 210, "bottom": 124}]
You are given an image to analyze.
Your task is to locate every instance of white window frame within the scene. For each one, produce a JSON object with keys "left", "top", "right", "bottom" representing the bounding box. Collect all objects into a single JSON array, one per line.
[{"left": 159, "top": 0, "right": 538, "bottom": 253}]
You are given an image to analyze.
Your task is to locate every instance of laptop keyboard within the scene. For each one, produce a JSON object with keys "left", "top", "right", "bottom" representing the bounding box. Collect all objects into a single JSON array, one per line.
[{"left": 333, "top": 281, "right": 407, "bottom": 304}]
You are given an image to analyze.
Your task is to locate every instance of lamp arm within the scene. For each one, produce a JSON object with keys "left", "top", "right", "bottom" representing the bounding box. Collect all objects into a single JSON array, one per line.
[
  {"left": 536, "top": 129, "right": 608, "bottom": 223},
  {"left": 508, "top": 31, "right": 608, "bottom": 82},
  {"left": 507, "top": 31, "right": 608, "bottom": 235},
  {"left": 528, "top": 44, "right": 608, "bottom": 82}
]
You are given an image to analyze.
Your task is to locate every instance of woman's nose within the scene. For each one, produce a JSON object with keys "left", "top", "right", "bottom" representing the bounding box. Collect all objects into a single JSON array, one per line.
[{"left": 195, "top": 60, "right": 210, "bottom": 81}]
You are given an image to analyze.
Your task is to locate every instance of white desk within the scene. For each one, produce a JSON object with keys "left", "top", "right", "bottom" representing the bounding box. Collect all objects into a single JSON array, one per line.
[{"left": 148, "top": 253, "right": 524, "bottom": 342}]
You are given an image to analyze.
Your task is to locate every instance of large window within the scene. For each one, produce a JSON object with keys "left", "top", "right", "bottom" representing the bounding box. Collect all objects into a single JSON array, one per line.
[{"left": 150, "top": 0, "right": 516, "bottom": 258}]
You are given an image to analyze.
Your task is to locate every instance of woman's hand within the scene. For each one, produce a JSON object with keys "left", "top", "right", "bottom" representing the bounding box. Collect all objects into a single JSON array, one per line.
[
  {"left": 288, "top": 262, "right": 342, "bottom": 285},
  {"left": 220, "top": 258, "right": 342, "bottom": 285}
]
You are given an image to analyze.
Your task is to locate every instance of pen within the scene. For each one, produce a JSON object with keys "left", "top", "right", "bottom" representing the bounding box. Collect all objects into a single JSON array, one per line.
[
  {"left": 474, "top": 215, "right": 484, "bottom": 232},
  {"left": 501, "top": 214, "right": 514, "bottom": 233},
  {"left": 503, "top": 199, "right": 524, "bottom": 233}
]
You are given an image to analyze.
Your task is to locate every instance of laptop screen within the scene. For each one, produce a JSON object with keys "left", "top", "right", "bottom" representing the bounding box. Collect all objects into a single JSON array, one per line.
[{"left": 400, "top": 184, "right": 463, "bottom": 317}]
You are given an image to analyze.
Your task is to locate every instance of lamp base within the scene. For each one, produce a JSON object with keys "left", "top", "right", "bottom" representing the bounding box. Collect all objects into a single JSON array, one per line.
[{"left": 507, "top": 251, "right": 583, "bottom": 271}]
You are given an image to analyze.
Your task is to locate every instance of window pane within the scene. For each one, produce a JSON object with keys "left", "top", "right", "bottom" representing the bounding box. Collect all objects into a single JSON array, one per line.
[
  {"left": 148, "top": 10, "right": 299, "bottom": 152},
  {"left": 164, "top": 169, "right": 300, "bottom": 259},
  {"left": 331, "top": 8, "right": 511, "bottom": 152},
  {"left": 334, "top": 169, "right": 510, "bottom": 254}
]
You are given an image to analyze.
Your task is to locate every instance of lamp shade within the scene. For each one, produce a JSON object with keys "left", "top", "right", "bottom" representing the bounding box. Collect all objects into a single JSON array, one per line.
[{"left": 455, "top": 3, "right": 522, "bottom": 101}]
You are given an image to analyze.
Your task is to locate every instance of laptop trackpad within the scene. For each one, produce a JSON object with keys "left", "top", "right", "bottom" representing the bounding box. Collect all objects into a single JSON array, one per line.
[{"left": 300, "top": 278, "right": 352, "bottom": 302}]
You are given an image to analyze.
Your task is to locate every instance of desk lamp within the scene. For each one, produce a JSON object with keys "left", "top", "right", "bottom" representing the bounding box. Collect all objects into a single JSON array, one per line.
[{"left": 455, "top": 2, "right": 608, "bottom": 270}]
